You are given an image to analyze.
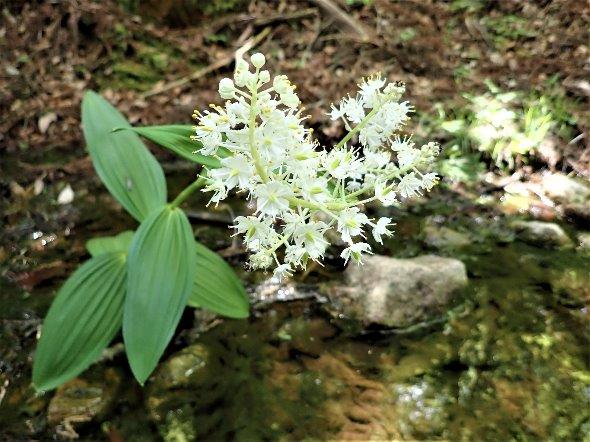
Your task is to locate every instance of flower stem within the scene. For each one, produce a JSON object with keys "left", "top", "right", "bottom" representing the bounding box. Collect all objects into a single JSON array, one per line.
[
  {"left": 248, "top": 77, "right": 269, "bottom": 183},
  {"left": 170, "top": 174, "right": 207, "bottom": 208}
]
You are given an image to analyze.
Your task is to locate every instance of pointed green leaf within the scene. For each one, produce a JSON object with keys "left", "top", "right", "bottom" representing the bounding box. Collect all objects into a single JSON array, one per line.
[
  {"left": 82, "top": 91, "right": 167, "bottom": 221},
  {"left": 124, "top": 206, "right": 197, "bottom": 384},
  {"left": 114, "top": 125, "right": 225, "bottom": 168},
  {"left": 189, "top": 242, "right": 249, "bottom": 319},
  {"left": 87, "top": 231, "right": 135, "bottom": 257},
  {"left": 32, "top": 253, "right": 127, "bottom": 391}
]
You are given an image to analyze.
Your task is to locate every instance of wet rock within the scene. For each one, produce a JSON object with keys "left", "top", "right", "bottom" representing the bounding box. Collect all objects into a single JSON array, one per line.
[
  {"left": 250, "top": 279, "right": 326, "bottom": 308},
  {"left": 511, "top": 221, "right": 573, "bottom": 248},
  {"left": 563, "top": 202, "right": 590, "bottom": 229},
  {"left": 423, "top": 224, "right": 471, "bottom": 249},
  {"left": 146, "top": 344, "right": 218, "bottom": 422},
  {"left": 325, "top": 255, "right": 468, "bottom": 329},
  {"left": 47, "top": 368, "right": 122, "bottom": 435},
  {"left": 540, "top": 173, "right": 590, "bottom": 204}
]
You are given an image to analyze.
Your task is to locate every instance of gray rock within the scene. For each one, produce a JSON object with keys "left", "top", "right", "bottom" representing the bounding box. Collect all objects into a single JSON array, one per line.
[
  {"left": 541, "top": 173, "right": 590, "bottom": 204},
  {"left": 326, "top": 255, "right": 468, "bottom": 329},
  {"left": 512, "top": 221, "right": 573, "bottom": 248}
]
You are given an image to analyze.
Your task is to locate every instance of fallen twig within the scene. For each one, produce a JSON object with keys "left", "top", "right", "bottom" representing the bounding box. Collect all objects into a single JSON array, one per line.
[
  {"left": 209, "top": 8, "right": 318, "bottom": 33},
  {"left": 310, "top": 0, "right": 372, "bottom": 42},
  {"left": 140, "top": 27, "right": 272, "bottom": 99}
]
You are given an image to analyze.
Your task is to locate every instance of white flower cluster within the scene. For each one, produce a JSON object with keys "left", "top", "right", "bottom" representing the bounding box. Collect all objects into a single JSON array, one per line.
[{"left": 192, "top": 53, "right": 439, "bottom": 279}]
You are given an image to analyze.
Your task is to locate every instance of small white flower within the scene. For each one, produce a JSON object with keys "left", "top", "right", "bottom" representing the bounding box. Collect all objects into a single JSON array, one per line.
[
  {"left": 293, "top": 221, "right": 329, "bottom": 260},
  {"left": 255, "top": 181, "right": 292, "bottom": 217},
  {"left": 329, "top": 103, "right": 345, "bottom": 121},
  {"left": 250, "top": 250, "right": 273, "bottom": 269},
  {"left": 285, "top": 244, "right": 307, "bottom": 267},
  {"left": 359, "top": 75, "right": 386, "bottom": 108},
  {"left": 323, "top": 149, "right": 361, "bottom": 180},
  {"left": 300, "top": 177, "right": 330, "bottom": 203},
  {"left": 420, "top": 172, "right": 439, "bottom": 191},
  {"left": 372, "top": 217, "right": 393, "bottom": 244},
  {"left": 397, "top": 147, "right": 421, "bottom": 169},
  {"left": 375, "top": 180, "right": 398, "bottom": 206},
  {"left": 341, "top": 242, "right": 373, "bottom": 265},
  {"left": 210, "top": 155, "right": 254, "bottom": 190},
  {"left": 337, "top": 207, "right": 369, "bottom": 244},
  {"left": 343, "top": 97, "right": 365, "bottom": 124},
  {"left": 364, "top": 150, "right": 390, "bottom": 170},
  {"left": 390, "top": 135, "right": 414, "bottom": 152},
  {"left": 397, "top": 172, "right": 423, "bottom": 198},
  {"left": 233, "top": 216, "right": 274, "bottom": 250},
  {"left": 203, "top": 180, "right": 228, "bottom": 206},
  {"left": 273, "top": 263, "right": 293, "bottom": 281}
]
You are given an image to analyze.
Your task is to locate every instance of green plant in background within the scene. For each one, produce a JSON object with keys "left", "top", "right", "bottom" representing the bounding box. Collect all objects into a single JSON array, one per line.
[
  {"left": 32, "top": 92, "right": 249, "bottom": 391},
  {"left": 482, "top": 14, "right": 537, "bottom": 49},
  {"left": 439, "top": 81, "right": 569, "bottom": 172}
]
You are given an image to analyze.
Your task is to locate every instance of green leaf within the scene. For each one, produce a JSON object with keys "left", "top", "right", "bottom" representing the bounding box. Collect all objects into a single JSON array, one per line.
[
  {"left": 189, "top": 242, "right": 249, "bottom": 319},
  {"left": 32, "top": 253, "right": 127, "bottom": 391},
  {"left": 115, "top": 125, "right": 224, "bottom": 168},
  {"left": 82, "top": 91, "right": 167, "bottom": 221},
  {"left": 124, "top": 206, "right": 197, "bottom": 384},
  {"left": 87, "top": 231, "right": 135, "bottom": 257}
]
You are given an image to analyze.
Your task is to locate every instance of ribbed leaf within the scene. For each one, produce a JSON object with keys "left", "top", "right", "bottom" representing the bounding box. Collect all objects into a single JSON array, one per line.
[
  {"left": 115, "top": 125, "right": 224, "bottom": 168},
  {"left": 189, "top": 242, "right": 249, "bottom": 319},
  {"left": 87, "top": 231, "right": 134, "bottom": 257},
  {"left": 124, "top": 206, "right": 196, "bottom": 384},
  {"left": 82, "top": 91, "right": 167, "bottom": 221},
  {"left": 32, "top": 253, "right": 127, "bottom": 391}
]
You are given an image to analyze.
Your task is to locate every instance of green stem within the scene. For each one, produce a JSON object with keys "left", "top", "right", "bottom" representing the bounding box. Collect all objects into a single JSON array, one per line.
[
  {"left": 170, "top": 175, "right": 207, "bottom": 208},
  {"left": 248, "top": 79, "right": 269, "bottom": 183}
]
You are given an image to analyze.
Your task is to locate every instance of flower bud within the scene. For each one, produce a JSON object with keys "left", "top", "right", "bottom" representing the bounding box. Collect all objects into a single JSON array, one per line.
[
  {"left": 251, "top": 52, "right": 266, "bottom": 69},
  {"left": 273, "top": 75, "right": 291, "bottom": 94},
  {"left": 258, "top": 70, "right": 270, "bottom": 84},
  {"left": 218, "top": 78, "right": 235, "bottom": 99},
  {"left": 234, "top": 58, "right": 250, "bottom": 87},
  {"left": 280, "top": 92, "right": 300, "bottom": 108}
]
